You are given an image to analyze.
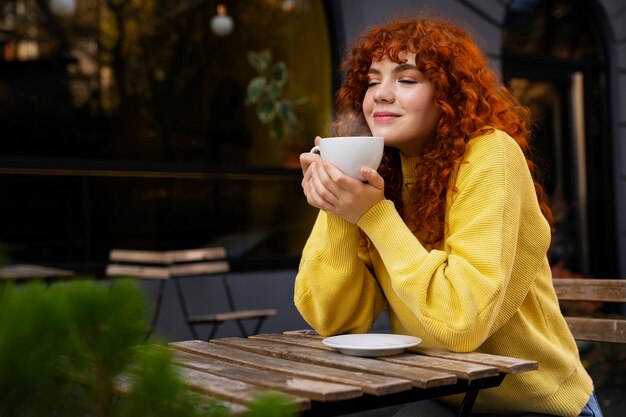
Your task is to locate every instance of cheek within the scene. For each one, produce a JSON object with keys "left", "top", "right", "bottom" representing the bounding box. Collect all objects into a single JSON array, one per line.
[
  {"left": 362, "top": 93, "right": 373, "bottom": 114},
  {"left": 411, "top": 95, "right": 439, "bottom": 122},
  {"left": 427, "top": 100, "right": 442, "bottom": 125}
]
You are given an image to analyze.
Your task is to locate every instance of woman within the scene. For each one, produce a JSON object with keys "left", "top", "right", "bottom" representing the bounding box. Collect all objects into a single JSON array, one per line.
[{"left": 295, "top": 17, "right": 602, "bottom": 417}]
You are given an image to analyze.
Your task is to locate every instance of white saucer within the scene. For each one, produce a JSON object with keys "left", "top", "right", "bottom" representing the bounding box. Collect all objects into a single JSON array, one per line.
[{"left": 322, "top": 333, "right": 422, "bottom": 357}]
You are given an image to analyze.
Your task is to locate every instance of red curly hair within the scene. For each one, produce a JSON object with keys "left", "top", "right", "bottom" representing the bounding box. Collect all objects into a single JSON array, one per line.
[{"left": 333, "top": 17, "right": 553, "bottom": 245}]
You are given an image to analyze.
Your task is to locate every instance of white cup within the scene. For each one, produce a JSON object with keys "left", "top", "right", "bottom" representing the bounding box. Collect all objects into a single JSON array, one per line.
[{"left": 310, "top": 136, "right": 384, "bottom": 180}]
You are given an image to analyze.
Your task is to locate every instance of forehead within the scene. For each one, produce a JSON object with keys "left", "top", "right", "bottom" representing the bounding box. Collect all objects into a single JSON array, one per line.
[
  {"left": 369, "top": 52, "right": 416, "bottom": 72},
  {"left": 370, "top": 50, "right": 416, "bottom": 67}
]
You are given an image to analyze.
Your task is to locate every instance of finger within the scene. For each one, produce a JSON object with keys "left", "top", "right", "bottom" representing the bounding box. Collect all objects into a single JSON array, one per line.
[
  {"left": 308, "top": 185, "right": 336, "bottom": 211},
  {"left": 314, "top": 136, "right": 321, "bottom": 146},
  {"left": 321, "top": 161, "right": 365, "bottom": 192},
  {"left": 307, "top": 163, "right": 337, "bottom": 210},
  {"left": 314, "top": 161, "right": 346, "bottom": 201},
  {"left": 302, "top": 160, "right": 320, "bottom": 200},
  {"left": 300, "top": 151, "right": 320, "bottom": 175},
  {"left": 309, "top": 161, "right": 344, "bottom": 207},
  {"left": 360, "top": 167, "right": 384, "bottom": 190}
]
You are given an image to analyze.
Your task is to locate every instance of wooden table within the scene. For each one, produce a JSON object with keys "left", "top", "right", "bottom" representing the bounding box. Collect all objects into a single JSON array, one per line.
[
  {"left": 0, "top": 264, "right": 75, "bottom": 281},
  {"left": 169, "top": 331, "right": 538, "bottom": 417}
]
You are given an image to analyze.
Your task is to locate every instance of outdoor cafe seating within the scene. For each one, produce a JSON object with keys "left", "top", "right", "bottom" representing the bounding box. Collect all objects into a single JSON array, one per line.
[
  {"left": 160, "top": 277, "right": 626, "bottom": 416},
  {"left": 166, "top": 330, "right": 538, "bottom": 417},
  {"left": 106, "top": 247, "right": 277, "bottom": 340}
]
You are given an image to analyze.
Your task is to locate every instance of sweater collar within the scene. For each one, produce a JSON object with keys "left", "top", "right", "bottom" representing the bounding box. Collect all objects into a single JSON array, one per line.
[{"left": 400, "top": 153, "right": 421, "bottom": 185}]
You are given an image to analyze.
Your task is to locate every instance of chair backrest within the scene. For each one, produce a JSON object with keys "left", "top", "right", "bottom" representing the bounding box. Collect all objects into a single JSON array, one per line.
[
  {"left": 106, "top": 246, "right": 275, "bottom": 340},
  {"left": 106, "top": 249, "right": 171, "bottom": 280},
  {"left": 106, "top": 248, "right": 229, "bottom": 279},
  {"left": 168, "top": 248, "right": 229, "bottom": 278},
  {"left": 552, "top": 278, "right": 626, "bottom": 344}
]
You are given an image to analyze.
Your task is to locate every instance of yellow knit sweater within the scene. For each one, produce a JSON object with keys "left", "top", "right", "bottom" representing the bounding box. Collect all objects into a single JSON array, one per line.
[{"left": 294, "top": 129, "right": 593, "bottom": 416}]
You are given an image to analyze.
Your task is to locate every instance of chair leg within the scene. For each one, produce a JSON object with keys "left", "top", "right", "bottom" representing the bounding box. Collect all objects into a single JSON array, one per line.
[
  {"left": 173, "top": 277, "right": 199, "bottom": 339},
  {"left": 143, "top": 280, "right": 167, "bottom": 342},
  {"left": 222, "top": 275, "right": 250, "bottom": 338},
  {"left": 208, "top": 322, "right": 222, "bottom": 341},
  {"left": 234, "top": 319, "right": 248, "bottom": 338},
  {"left": 252, "top": 317, "right": 268, "bottom": 335},
  {"left": 222, "top": 275, "right": 237, "bottom": 311}
]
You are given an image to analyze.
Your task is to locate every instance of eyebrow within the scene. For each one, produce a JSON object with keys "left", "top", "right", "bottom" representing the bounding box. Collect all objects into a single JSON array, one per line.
[{"left": 367, "top": 63, "right": 419, "bottom": 75}]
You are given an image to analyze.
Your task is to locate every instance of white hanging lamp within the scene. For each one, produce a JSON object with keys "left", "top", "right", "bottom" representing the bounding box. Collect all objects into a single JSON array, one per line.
[
  {"left": 49, "top": 0, "right": 77, "bottom": 17},
  {"left": 210, "top": 4, "right": 234, "bottom": 37}
]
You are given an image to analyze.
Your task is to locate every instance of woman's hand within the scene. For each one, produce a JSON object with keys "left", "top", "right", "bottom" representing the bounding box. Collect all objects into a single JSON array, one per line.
[
  {"left": 302, "top": 159, "right": 385, "bottom": 224},
  {"left": 300, "top": 136, "right": 321, "bottom": 176}
]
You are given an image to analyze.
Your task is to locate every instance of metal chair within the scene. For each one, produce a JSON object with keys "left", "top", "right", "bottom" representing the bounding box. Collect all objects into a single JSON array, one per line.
[
  {"left": 106, "top": 247, "right": 277, "bottom": 340},
  {"left": 106, "top": 249, "right": 170, "bottom": 339},
  {"left": 168, "top": 247, "right": 277, "bottom": 340}
]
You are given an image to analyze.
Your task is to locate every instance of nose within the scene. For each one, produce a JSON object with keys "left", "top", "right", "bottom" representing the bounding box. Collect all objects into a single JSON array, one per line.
[{"left": 373, "top": 82, "right": 394, "bottom": 103}]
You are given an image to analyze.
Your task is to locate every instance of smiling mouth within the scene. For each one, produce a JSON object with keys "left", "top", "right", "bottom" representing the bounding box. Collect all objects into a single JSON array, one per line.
[{"left": 373, "top": 112, "right": 399, "bottom": 122}]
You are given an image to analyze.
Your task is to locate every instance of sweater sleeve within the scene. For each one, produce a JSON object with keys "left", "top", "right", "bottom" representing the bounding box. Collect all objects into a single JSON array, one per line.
[
  {"left": 357, "top": 130, "right": 551, "bottom": 352},
  {"left": 294, "top": 210, "right": 387, "bottom": 336}
]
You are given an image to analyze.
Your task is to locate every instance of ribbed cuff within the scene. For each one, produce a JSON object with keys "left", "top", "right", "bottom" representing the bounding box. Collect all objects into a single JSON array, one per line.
[{"left": 319, "top": 211, "right": 361, "bottom": 271}]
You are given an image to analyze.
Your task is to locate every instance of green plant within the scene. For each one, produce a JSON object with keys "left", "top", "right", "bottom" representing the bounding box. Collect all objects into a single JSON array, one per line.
[
  {"left": 246, "top": 49, "right": 308, "bottom": 143},
  {"left": 0, "top": 279, "right": 297, "bottom": 417}
]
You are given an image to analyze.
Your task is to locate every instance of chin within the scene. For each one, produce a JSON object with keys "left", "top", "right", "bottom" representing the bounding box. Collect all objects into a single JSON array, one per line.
[{"left": 371, "top": 130, "right": 392, "bottom": 141}]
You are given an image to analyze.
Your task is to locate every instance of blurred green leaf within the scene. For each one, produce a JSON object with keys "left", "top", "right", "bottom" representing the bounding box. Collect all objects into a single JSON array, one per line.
[
  {"left": 291, "top": 96, "right": 309, "bottom": 106},
  {"left": 269, "top": 117, "right": 284, "bottom": 142},
  {"left": 0, "top": 283, "right": 73, "bottom": 416},
  {"left": 246, "top": 49, "right": 271, "bottom": 73},
  {"left": 0, "top": 242, "right": 300, "bottom": 417},
  {"left": 246, "top": 49, "right": 309, "bottom": 144},
  {"left": 257, "top": 97, "right": 276, "bottom": 123},
  {"left": 246, "top": 76, "right": 267, "bottom": 104},
  {"left": 244, "top": 392, "right": 297, "bottom": 417},
  {"left": 277, "top": 100, "right": 300, "bottom": 138},
  {"left": 266, "top": 80, "right": 283, "bottom": 99},
  {"left": 0, "top": 280, "right": 215, "bottom": 417},
  {"left": 276, "top": 100, "right": 293, "bottom": 121},
  {"left": 118, "top": 345, "right": 202, "bottom": 417},
  {"left": 270, "top": 62, "right": 288, "bottom": 87}
]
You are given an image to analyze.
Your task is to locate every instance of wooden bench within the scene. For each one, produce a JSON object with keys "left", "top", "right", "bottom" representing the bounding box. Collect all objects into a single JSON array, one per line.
[
  {"left": 106, "top": 248, "right": 277, "bottom": 340},
  {"left": 552, "top": 278, "right": 626, "bottom": 344}
]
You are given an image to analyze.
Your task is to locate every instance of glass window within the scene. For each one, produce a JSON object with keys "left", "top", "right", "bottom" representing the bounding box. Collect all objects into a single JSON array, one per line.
[
  {"left": 502, "top": 0, "right": 615, "bottom": 277},
  {"left": 0, "top": 0, "right": 332, "bottom": 270}
]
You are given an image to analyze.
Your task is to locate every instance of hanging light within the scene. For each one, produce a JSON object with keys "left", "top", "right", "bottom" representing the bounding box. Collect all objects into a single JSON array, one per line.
[
  {"left": 49, "top": 0, "right": 77, "bottom": 17},
  {"left": 210, "top": 4, "right": 234, "bottom": 37}
]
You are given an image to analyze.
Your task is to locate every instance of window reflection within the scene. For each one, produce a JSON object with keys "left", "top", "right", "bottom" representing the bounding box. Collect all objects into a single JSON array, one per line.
[
  {"left": 1, "top": 0, "right": 332, "bottom": 163},
  {"left": 503, "top": 0, "right": 614, "bottom": 277},
  {"left": 0, "top": 0, "right": 331, "bottom": 269}
]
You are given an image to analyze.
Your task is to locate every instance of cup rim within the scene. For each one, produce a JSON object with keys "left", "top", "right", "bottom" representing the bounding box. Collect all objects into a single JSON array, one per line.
[{"left": 320, "top": 136, "right": 383, "bottom": 140}]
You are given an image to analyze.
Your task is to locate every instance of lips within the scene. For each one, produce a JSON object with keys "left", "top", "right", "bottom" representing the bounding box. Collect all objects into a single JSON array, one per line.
[{"left": 373, "top": 111, "right": 400, "bottom": 122}]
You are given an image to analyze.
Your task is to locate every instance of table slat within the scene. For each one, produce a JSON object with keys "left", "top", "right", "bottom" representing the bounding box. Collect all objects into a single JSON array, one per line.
[
  {"left": 280, "top": 331, "right": 537, "bottom": 374},
  {"left": 413, "top": 347, "right": 538, "bottom": 373},
  {"left": 116, "top": 372, "right": 248, "bottom": 416},
  {"left": 253, "top": 333, "right": 498, "bottom": 380},
  {"left": 170, "top": 340, "right": 412, "bottom": 396},
  {"left": 379, "top": 354, "right": 498, "bottom": 380},
  {"left": 211, "top": 337, "right": 456, "bottom": 389},
  {"left": 177, "top": 365, "right": 310, "bottom": 410},
  {"left": 172, "top": 349, "right": 362, "bottom": 402},
  {"left": 0, "top": 264, "right": 75, "bottom": 279}
]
